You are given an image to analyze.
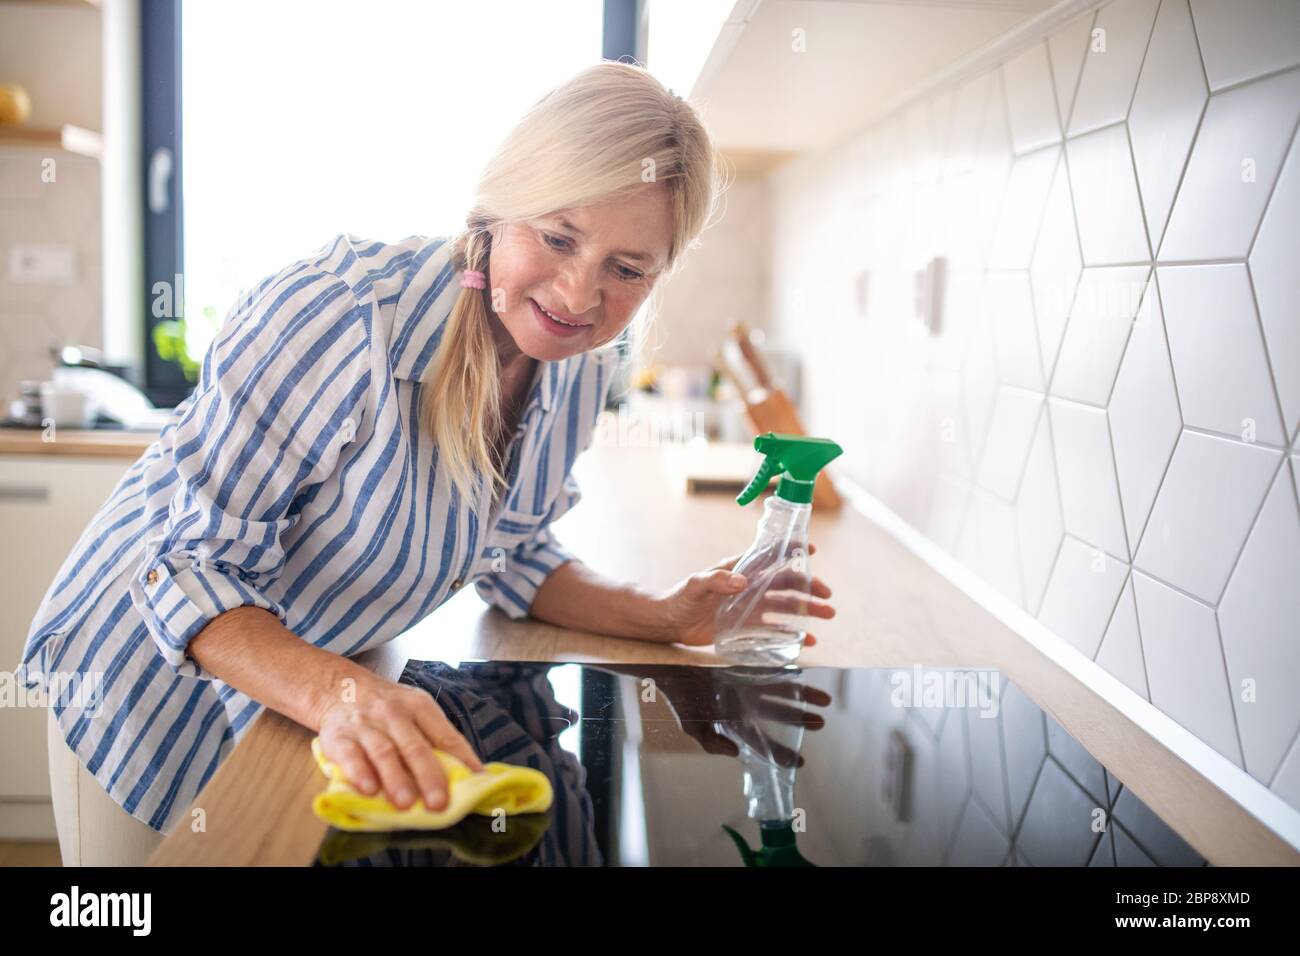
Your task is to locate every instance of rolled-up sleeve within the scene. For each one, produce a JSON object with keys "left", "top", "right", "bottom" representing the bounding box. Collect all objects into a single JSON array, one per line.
[
  {"left": 474, "top": 471, "right": 584, "bottom": 620},
  {"left": 129, "top": 269, "right": 371, "bottom": 679}
]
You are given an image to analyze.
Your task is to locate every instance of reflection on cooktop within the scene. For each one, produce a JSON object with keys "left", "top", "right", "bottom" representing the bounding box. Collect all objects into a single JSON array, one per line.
[{"left": 312, "top": 660, "right": 1207, "bottom": 868}]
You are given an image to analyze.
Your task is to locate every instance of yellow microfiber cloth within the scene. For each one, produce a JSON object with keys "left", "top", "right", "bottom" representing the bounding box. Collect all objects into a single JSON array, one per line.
[{"left": 310, "top": 736, "right": 553, "bottom": 832}]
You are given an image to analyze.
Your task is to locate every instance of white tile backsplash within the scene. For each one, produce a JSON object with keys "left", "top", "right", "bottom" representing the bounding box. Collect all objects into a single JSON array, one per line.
[
  {"left": 962, "top": 309, "right": 1001, "bottom": 463},
  {"left": 1159, "top": 67, "right": 1300, "bottom": 261},
  {"left": 1217, "top": 465, "right": 1300, "bottom": 784},
  {"left": 1157, "top": 263, "right": 1286, "bottom": 445},
  {"left": 1038, "top": 534, "right": 1128, "bottom": 658},
  {"left": 987, "top": 271, "right": 1044, "bottom": 390},
  {"left": 1128, "top": 0, "right": 1208, "bottom": 251},
  {"left": 1050, "top": 265, "right": 1151, "bottom": 405},
  {"left": 1189, "top": 0, "right": 1300, "bottom": 90},
  {"left": 1015, "top": 410, "right": 1064, "bottom": 614},
  {"left": 1068, "top": 0, "right": 1160, "bottom": 136},
  {"left": 989, "top": 146, "right": 1060, "bottom": 269},
  {"left": 1049, "top": 397, "right": 1130, "bottom": 558},
  {"left": 1047, "top": 10, "right": 1096, "bottom": 130},
  {"left": 957, "top": 486, "right": 1024, "bottom": 606},
  {"left": 1248, "top": 137, "right": 1300, "bottom": 440},
  {"left": 768, "top": 0, "right": 1300, "bottom": 817},
  {"left": 977, "top": 386, "right": 1043, "bottom": 501},
  {"left": 1064, "top": 123, "right": 1151, "bottom": 265},
  {"left": 1131, "top": 571, "right": 1243, "bottom": 768},
  {"left": 1135, "top": 430, "right": 1280, "bottom": 600},
  {"left": 1274, "top": 738, "right": 1300, "bottom": 809},
  {"left": 1003, "top": 42, "right": 1062, "bottom": 154},
  {"left": 1108, "top": 277, "right": 1183, "bottom": 545},
  {"left": 1029, "top": 158, "right": 1082, "bottom": 379},
  {"left": 1096, "top": 578, "right": 1151, "bottom": 699}
]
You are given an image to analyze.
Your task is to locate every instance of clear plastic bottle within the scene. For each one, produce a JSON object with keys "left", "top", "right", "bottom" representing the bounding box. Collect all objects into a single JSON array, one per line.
[
  {"left": 714, "top": 496, "right": 812, "bottom": 665},
  {"left": 714, "top": 433, "right": 842, "bottom": 666}
]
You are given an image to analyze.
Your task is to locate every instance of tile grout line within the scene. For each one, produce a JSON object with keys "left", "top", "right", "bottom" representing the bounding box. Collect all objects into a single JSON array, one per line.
[
  {"left": 1125, "top": 574, "right": 1155, "bottom": 703},
  {"left": 1149, "top": 0, "right": 1213, "bottom": 255},
  {"left": 1212, "top": 609, "right": 1250, "bottom": 774},
  {"left": 1211, "top": 454, "right": 1287, "bottom": 610},
  {"left": 1240, "top": 112, "right": 1300, "bottom": 443}
]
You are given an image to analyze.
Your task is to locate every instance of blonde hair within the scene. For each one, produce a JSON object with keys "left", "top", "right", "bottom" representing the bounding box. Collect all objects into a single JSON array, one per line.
[{"left": 421, "top": 60, "right": 725, "bottom": 504}]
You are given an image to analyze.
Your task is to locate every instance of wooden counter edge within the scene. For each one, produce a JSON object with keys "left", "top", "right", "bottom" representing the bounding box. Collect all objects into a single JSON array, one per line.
[{"left": 0, "top": 426, "right": 159, "bottom": 458}]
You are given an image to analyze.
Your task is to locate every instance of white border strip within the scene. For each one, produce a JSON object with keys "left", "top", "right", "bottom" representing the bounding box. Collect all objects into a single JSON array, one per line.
[{"left": 836, "top": 474, "right": 1300, "bottom": 853}]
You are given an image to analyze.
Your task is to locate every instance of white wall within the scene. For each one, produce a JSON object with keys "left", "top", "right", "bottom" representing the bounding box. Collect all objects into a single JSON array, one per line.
[
  {"left": 768, "top": 0, "right": 1300, "bottom": 814},
  {"left": 646, "top": 170, "right": 772, "bottom": 368}
]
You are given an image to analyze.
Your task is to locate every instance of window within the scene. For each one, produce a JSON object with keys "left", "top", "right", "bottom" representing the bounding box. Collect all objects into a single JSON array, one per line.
[{"left": 143, "top": 0, "right": 632, "bottom": 404}]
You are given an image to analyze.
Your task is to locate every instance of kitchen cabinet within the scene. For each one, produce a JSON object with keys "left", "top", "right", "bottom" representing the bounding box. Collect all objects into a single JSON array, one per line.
[{"left": 0, "top": 452, "right": 134, "bottom": 840}]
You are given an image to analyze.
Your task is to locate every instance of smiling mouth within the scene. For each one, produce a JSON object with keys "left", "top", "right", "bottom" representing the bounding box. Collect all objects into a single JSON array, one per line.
[{"left": 531, "top": 299, "right": 590, "bottom": 328}]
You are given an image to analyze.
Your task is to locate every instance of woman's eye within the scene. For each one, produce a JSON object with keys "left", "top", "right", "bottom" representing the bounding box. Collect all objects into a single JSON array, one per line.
[
  {"left": 614, "top": 263, "right": 644, "bottom": 282},
  {"left": 542, "top": 232, "right": 570, "bottom": 252}
]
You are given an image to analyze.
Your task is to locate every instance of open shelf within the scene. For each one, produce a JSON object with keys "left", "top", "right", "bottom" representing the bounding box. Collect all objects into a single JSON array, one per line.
[{"left": 0, "top": 124, "right": 101, "bottom": 159}]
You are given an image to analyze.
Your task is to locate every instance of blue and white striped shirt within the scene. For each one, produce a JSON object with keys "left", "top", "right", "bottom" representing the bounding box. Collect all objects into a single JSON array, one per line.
[{"left": 17, "top": 232, "right": 616, "bottom": 834}]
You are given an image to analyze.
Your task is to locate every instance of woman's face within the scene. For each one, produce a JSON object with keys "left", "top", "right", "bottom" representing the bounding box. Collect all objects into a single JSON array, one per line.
[{"left": 486, "top": 183, "right": 674, "bottom": 363}]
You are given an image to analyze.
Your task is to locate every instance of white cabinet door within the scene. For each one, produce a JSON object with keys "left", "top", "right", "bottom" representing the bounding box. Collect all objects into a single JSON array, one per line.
[{"left": 0, "top": 455, "right": 134, "bottom": 822}]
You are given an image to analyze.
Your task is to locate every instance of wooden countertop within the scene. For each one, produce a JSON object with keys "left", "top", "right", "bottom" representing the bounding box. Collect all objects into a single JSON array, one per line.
[
  {"left": 0, "top": 425, "right": 159, "bottom": 458},
  {"left": 147, "top": 441, "right": 1300, "bottom": 866}
]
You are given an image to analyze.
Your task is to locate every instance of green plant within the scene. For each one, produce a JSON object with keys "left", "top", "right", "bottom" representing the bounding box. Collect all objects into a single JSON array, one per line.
[{"left": 151, "top": 305, "right": 219, "bottom": 384}]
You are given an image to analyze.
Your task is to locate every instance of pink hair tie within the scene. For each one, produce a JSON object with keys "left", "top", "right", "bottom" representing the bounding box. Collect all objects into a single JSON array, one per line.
[{"left": 460, "top": 269, "right": 486, "bottom": 290}]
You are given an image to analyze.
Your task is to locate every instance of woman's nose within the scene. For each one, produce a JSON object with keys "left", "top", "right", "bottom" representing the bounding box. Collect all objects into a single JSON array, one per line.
[{"left": 553, "top": 263, "right": 601, "bottom": 316}]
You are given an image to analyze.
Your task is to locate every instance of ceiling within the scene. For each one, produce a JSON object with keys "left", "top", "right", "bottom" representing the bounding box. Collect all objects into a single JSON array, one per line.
[{"left": 690, "top": 0, "right": 1058, "bottom": 155}]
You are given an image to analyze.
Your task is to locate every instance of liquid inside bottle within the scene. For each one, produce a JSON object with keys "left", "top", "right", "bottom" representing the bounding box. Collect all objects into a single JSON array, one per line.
[{"left": 714, "top": 496, "right": 813, "bottom": 666}]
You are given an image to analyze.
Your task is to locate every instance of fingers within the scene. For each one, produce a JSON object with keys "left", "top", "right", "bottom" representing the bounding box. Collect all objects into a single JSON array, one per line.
[
  {"left": 387, "top": 720, "right": 450, "bottom": 811},
  {"left": 755, "top": 698, "right": 827, "bottom": 729},
  {"left": 753, "top": 677, "right": 832, "bottom": 706},
  {"left": 758, "top": 590, "right": 837, "bottom": 619},
  {"left": 697, "top": 567, "right": 747, "bottom": 595},
  {"left": 323, "top": 735, "right": 379, "bottom": 796},
  {"left": 356, "top": 726, "right": 420, "bottom": 810},
  {"left": 768, "top": 569, "right": 833, "bottom": 597}
]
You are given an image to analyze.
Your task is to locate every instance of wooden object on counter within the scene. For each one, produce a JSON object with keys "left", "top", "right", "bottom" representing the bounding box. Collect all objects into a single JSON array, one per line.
[
  {"left": 717, "top": 323, "right": 842, "bottom": 511},
  {"left": 147, "top": 442, "right": 1300, "bottom": 867},
  {"left": 681, "top": 440, "right": 765, "bottom": 496}
]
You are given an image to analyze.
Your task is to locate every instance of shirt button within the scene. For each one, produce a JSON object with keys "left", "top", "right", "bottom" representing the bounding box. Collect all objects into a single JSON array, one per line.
[
  {"left": 451, "top": 577, "right": 463, "bottom": 591},
  {"left": 146, "top": 569, "right": 158, "bottom": 585}
]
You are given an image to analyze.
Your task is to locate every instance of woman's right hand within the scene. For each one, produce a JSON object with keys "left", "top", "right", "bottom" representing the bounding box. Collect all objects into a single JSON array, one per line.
[{"left": 315, "top": 674, "right": 485, "bottom": 812}]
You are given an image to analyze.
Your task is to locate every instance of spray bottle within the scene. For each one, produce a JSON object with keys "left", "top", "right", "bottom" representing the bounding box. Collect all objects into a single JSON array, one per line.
[{"left": 714, "top": 433, "right": 843, "bottom": 665}]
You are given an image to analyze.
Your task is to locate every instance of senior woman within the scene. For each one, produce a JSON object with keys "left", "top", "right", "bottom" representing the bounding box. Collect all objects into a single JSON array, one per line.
[{"left": 19, "top": 61, "right": 835, "bottom": 864}]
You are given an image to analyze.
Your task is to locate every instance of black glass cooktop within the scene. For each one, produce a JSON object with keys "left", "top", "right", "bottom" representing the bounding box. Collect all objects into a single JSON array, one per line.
[{"left": 312, "top": 660, "right": 1207, "bottom": 868}]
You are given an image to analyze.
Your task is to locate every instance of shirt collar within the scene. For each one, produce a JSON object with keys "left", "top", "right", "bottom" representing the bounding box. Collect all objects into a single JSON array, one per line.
[
  {"left": 389, "top": 237, "right": 458, "bottom": 384},
  {"left": 389, "top": 235, "right": 572, "bottom": 415}
]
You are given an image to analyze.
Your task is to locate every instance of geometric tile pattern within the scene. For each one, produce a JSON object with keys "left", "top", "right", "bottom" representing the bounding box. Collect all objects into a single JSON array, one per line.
[{"left": 768, "top": 0, "right": 1300, "bottom": 814}]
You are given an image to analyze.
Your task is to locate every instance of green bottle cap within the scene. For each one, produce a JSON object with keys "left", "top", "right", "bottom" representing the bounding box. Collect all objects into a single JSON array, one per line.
[{"left": 737, "top": 433, "right": 844, "bottom": 506}]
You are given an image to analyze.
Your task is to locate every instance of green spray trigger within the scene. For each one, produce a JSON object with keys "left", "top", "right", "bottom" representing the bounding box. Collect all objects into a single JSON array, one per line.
[
  {"left": 737, "top": 433, "right": 844, "bottom": 506},
  {"left": 722, "top": 822, "right": 817, "bottom": 867}
]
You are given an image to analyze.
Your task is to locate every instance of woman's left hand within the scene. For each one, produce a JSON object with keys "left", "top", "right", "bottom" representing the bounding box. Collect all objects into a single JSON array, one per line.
[{"left": 650, "top": 543, "right": 835, "bottom": 648}]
